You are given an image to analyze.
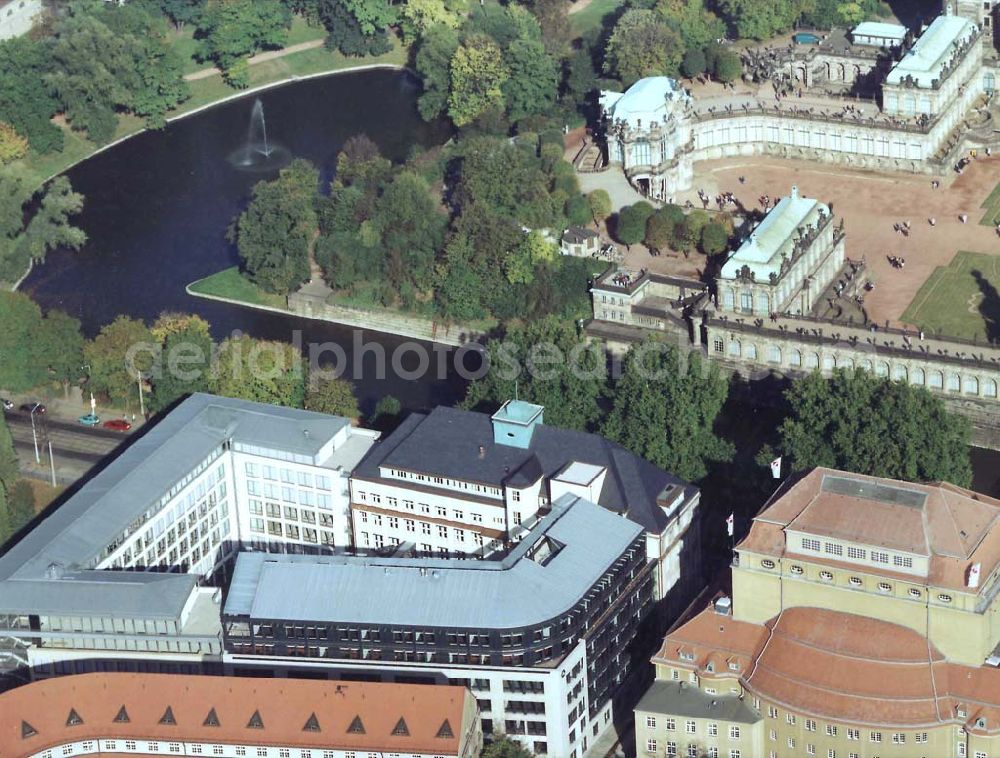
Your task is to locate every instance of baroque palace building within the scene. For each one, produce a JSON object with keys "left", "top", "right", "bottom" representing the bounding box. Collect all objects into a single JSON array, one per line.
[
  {"left": 0, "top": 673, "right": 482, "bottom": 758},
  {"left": 600, "top": 8, "right": 998, "bottom": 200},
  {"left": 633, "top": 467, "right": 1000, "bottom": 758}
]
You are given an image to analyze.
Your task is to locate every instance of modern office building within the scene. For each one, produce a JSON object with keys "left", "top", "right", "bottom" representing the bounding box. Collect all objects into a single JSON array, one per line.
[
  {"left": 0, "top": 394, "right": 377, "bottom": 675},
  {"left": 223, "top": 494, "right": 655, "bottom": 758},
  {"left": 1, "top": 673, "right": 482, "bottom": 758},
  {"left": 633, "top": 467, "right": 1000, "bottom": 758},
  {"left": 348, "top": 400, "right": 702, "bottom": 605}
]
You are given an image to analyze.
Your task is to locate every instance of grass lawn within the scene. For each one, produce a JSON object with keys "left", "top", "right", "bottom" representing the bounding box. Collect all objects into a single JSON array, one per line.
[
  {"left": 187, "top": 267, "right": 287, "bottom": 309},
  {"left": 979, "top": 180, "right": 1000, "bottom": 226},
  {"left": 900, "top": 250, "right": 1000, "bottom": 341},
  {"left": 25, "top": 479, "right": 66, "bottom": 514},
  {"left": 569, "top": 0, "right": 622, "bottom": 39},
  {"left": 169, "top": 16, "right": 326, "bottom": 76}
]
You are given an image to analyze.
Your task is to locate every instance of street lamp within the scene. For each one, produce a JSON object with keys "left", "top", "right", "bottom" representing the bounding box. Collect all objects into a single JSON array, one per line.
[{"left": 29, "top": 403, "right": 41, "bottom": 465}]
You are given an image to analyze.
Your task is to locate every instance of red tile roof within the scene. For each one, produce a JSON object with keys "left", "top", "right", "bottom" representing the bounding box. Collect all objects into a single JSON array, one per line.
[
  {"left": 0, "top": 674, "right": 474, "bottom": 758},
  {"left": 655, "top": 605, "right": 1000, "bottom": 730},
  {"left": 742, "top": 468, "right": 1000, "bottom": 591}
]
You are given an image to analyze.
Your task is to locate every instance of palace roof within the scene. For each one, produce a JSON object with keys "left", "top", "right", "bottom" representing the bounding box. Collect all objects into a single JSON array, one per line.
[
  {"left": 600, "top": 76, "right": 690, "bottom": 130},
  {"left": 719, "top": 186, "right": 828, "bottom": 282},
  {"left": 887, "top": 14, "right": 976, "bottom": 88}
]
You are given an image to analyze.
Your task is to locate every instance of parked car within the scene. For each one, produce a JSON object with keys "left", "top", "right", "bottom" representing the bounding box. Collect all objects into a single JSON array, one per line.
[
  {"left": 78, "top": 413, "right": 101, "bottom": 426},
  {"left": 0, "top": 399, "right": 12, "bottom": 411},
  {"left": 20, "top": 402, "right": 45, "bottom": 414},
  {"left": 102, "top": 419, "right": 132, "bottom": 432}
]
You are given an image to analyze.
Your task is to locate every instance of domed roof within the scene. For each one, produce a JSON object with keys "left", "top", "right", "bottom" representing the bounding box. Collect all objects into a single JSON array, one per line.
[{"left": 601, "top": 76, "right": 690, "bottom": 129}]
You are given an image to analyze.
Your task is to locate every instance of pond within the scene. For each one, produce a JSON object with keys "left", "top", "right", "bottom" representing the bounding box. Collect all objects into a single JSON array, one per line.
[{"left": 20, "top": 69, "right": 464, "bottom": 412}]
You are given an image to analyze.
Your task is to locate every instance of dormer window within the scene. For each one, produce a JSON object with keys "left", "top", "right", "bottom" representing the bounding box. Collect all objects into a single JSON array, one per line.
[
  {"left": 877, "top": 582, "right": 892, "bottom": 593},
  {"left": 761, "top": 559, "right": 776, "bottom": 569},
  {"left": 938, "top": 594, "right": 953, "bottom": 603},
  {"left": 790, "top": 565, "right": 804, "bottom": 575},
  {"left": 849, "top": 577, "right": 863, "bottom": 587},
  {"left": 819, "top": 571, "right": 833, "bottom": 581}
]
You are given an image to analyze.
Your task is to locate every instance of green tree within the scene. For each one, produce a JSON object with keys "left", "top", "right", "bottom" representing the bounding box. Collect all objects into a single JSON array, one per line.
[
  {"left": 149, "top": 313, "right": 214, "bottom": 412},
  {"left": 502, "top": 38, "right": 559, "bottom": 124},
  {"left": 197, "top": 0, "right": 291, "bottom": 86},
  {"left": 462, "top": 316, "right": 606, "bottom": 431},
  {"left": 232, "top": 158, "right": 319, "bottom": 295},
  {"left": 0, "top": 37, "right": 63, "bottom": 154},
  {"left": 615, "top": 201, "right": 654, "bottom": 247},
  {"left": 415, "top": 24, "right": 460, "bottom": 121},
  {"left": 603, "top": 336, "right": 733, "bottom": 481},
  {"left": 604, "top": 9, "right": 683, "bottom": 86},
  {"left": 448, "top": 36, "right": 510, "bottom": 127},
  {"left": 6, "top": 479, "right": 35, "bottom": 534},
  {"left": 369, "top": 394, "right": 403, "bottom": 431},
  {"left": 699, "top": 220, "right": 729, "bottom": 255},
  {"left": 716, "top": 0, "right": 804, "bottom": 40},
  {"left": 644, "top": 210, "right": 675, "bottom": 253},
  {"left": 399, "top": 0, "right": 460, "bottom": 42},
  {"left": 84, "top": 316, "right": 157, "bottom": 408},
  {"left": 0, "top": 291, "right": 45, "bottom": 391},
  {"left": 0, "top": 487, "right": 10, "bottom": 547},
  {"left": 156, "top": 0, "right": 205, "bottom": 30},
  {"left": 776, "top": 369, "right": 972, "bottom": 485},
  {"left": 528, "top": 0, "right": 571, "bottom": 55},
  {"left": 0, "top": 406, "right": 20, "bottom": 492},
  {"left": 563, "top": 48, "right": 598, "bottom": 104},
  {"left": 0, "top": 123, "right": 28, "bottom": 164},
  {"left": 481, "top": 735, "right": 534, "bottom": 758},
  {"left": 212, "top": 334, "right": 306, "bottom": 408},
  {"left": 565, "top": 194, "right": 591, "bottom": 227},
  {"left": 657, "top": 0, "right": 725, "bottom": 51},
  {"left": 304, "top": 377, "right": 361, "bottom": 421},
  {"left": 713, "top": 49, "right": 742, "bottom": 83},
  {"left": 681, "top": 47, "right": 707, "bottom": 78},
  {"left": 677, "top": 208, "right": 710, "bottom": 251},
  {"left": 587, "top": 189, "right": 612, "bottom": 227},
  {"left": 31, "top": 309, "right": 85, "bottom": 395}
]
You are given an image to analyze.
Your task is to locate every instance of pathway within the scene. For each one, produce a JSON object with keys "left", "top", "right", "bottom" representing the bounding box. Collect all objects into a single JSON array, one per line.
[{"left": 184, "top": 38, "right": 326, "bottom": 81}]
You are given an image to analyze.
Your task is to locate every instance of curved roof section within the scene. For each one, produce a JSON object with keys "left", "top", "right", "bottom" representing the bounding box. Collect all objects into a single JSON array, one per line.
[
  {"left": 601, "top": 76, "right": 689, "bottom": 129},
  {"left": 719, "top": 187, "right": 829, "bottom": 281},
  {"left": 659, "top": 604, "right": 1000, "bottom": 729},
  {"left": 886, "top": 14, "right": 976, "bottom": 88},
  {"left": 0, "top": 673, "right": 470, "bottom": 758},
  {"left": 748, "top": 608, "right": 945, "bottom": 725},
  {"left": 225, "top": 493, "right": 643, "bottom": 629}
]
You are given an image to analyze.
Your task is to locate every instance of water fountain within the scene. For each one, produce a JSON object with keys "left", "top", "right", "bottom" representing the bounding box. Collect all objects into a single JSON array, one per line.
[{"left": 229, "top": 98, "right": 291, "bottom": 171}]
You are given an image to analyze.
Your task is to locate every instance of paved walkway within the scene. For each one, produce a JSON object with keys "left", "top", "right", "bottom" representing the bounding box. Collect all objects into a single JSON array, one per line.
[{"left": 184, "top": 38, "right": 326, "bottom": 81}]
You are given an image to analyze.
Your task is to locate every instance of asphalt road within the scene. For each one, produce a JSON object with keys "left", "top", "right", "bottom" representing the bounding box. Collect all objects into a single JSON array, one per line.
[{"left": 4, "top": 410, "right": 127, "bottom": 476}]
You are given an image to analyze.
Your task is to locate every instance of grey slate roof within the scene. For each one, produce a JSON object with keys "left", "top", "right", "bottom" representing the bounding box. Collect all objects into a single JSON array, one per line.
[
  {"left": 0, "top": 393, "right": 350, "bottom": 619},
  {"left": 224, "top": 493, "right": 643, "bottom": 629},
  {"left": 636, "top": 681, "right": 762, "bottom": 724},
  {"left": 353, "top": 406, "right": 694, "bottom": 532}
]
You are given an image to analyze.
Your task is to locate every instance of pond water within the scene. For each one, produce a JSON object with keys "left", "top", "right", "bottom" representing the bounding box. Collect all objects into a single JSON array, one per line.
[{"left": 21, "top": 69, "right": 464, "bottom": 412}]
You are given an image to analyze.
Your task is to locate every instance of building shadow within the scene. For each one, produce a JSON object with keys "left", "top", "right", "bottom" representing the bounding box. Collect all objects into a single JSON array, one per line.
[{"left": 971, "top": 269, "right": 1000, "bottom": 343}]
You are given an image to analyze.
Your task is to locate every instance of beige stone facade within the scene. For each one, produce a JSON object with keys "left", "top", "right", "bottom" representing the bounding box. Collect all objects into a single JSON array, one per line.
[{"left": 633, "top": 468, "right": 1000, "bottom": 758}]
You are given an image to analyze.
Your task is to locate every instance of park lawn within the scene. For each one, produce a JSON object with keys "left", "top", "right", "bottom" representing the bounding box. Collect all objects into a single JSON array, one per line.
[
  {"left": 570, "top": 0, "right": 621, "bottom": 38},
  {"left": 188, "top": 267, "right": 287, "bottom": 309},
  {"left": 979, "top": 180, "right": 1000, "bottom": 226},
  {"left": 900, "top": 250, "right": 1000, "bottom": 341},
  {"left": 169, "top": 16, "right": 326, "bottom": 76}
]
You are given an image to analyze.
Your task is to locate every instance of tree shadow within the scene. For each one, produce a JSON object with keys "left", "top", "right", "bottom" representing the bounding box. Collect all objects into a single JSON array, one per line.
[
  {"left": 971, "top": 269, "right": 1000, "bottom": 344},
  {"left": 883, "top": 0, "right": 941, "bottom": 27}
]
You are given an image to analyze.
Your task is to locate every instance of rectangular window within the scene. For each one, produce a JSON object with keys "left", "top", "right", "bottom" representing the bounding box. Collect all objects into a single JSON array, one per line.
[
  {"left": 846, "top": 546, "right": 865, "bottom": 560},
  {"left": 729, "top": 726, "right": 740, "bottom": 739},
  {"left": 646, "top": 717, "right": 656, "bottom": 728},
  {"left": 685, "top": 721, "right": 696, "bottom": 734},
  {"left": 870, "top": 732, "right": 882, "bottom": 743},
  {"left": 824, "top": 544, "right": 842, "bottom": 557},
  {"left": 801, "top": 538, "right": 821, "bottom": 551},
  {"left": 646, "top": 740, "right": 657, "bottom": 754},
  {"left": 871, "top": 552, "right": 889, "bottom": 564}
]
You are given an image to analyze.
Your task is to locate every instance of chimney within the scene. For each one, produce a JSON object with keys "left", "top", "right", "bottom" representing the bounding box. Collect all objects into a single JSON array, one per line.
[
  {"left": 490, "top": 400, "right": 544, "bottom": 449},
  {"left": 478, "top": 445, "right": 486, "bottom": 459},
  {"left": 791, "top": 184, "right": 799, "bottom": 200}
]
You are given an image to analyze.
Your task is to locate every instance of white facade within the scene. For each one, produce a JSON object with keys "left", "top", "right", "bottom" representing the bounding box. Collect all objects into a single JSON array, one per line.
[
  {"left": 28, "top": 739, "right": 456, "bottom": 758},
  {"left": 225, "top": 641, "right": 603, "bottom": 758}
]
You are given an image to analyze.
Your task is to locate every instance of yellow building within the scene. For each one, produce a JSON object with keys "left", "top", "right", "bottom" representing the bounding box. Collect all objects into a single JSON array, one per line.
[{"left": 635, "top": 467, "right": 1000, "bottom": 758}]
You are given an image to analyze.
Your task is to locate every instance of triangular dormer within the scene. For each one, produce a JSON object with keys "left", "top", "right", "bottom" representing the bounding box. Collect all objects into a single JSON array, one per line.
[
  {"left": 391, "top": 717, "right": 409, "bottom": 736},
  {"left": 436, "top": 719, "right": 454, "bottom": 739},
  {"left": 114, "top": 706, "right": 130, "bottom": 724},
  {"left": 21, "top": 721, "right": 37, "bottom": 739},
  {"left": 159, "top": 707, "right": 176, "bottom": 725},
  {"left": 204, "top": 709, "right": 220, "bottom": 727},
  {"left": 347, "top": 715, "right": 365, "bottom": 734},
  {"left": 303, "top": 713, "right": 321, "bottom": 732},
  {"left": 66, "top": 709, "right": 83, "bottom": 727},
  {"left": 247, "top": 710, "right": 264, "bottom": 729}
]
